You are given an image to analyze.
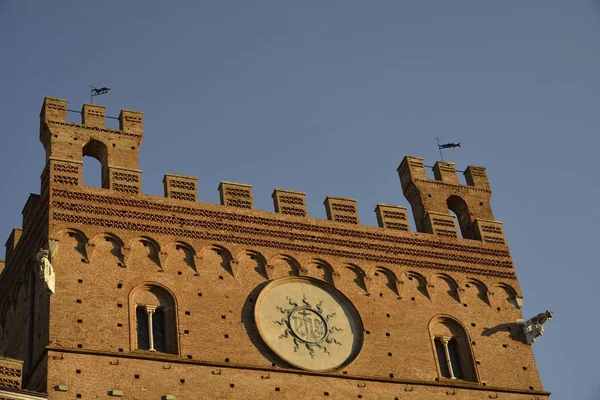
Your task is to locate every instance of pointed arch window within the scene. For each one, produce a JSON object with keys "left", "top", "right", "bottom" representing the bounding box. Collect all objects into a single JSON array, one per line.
[
  {"left": 430, "top": 316, "right": 477, "bottom": 382},
  {"left": 130, "top": 285, "right": 177, "bottom": 354}
]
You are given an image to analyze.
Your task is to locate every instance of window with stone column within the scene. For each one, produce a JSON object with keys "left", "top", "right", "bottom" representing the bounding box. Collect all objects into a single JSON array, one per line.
[
  {"left": 430, "top": 316, "right": 477, "bottom": 382},
  {"left": 130, "top": 284, "right": 178, "bottom": 355}
]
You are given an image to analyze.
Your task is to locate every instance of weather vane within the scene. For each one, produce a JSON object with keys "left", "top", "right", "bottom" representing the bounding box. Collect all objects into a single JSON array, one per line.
[
  {"left": 88, "top": 84, "right": 111, "bottom": 104},
  {"left": 435, "top": 137, "right": 461, "bottom": 161}
]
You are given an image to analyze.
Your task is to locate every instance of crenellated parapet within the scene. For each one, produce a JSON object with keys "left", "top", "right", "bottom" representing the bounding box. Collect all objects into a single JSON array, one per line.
[
  {"left": 375, "top": 204, "right": 409, "bottom": 231},
  {"left": 163, "top": 174, "right": 198, "bottom": 202},
  {"left": 37, "top": 98, "right": 507, "bottom": 247},
  {"left": 218, "top": 181, "right": 254, "bottom": 209},
  {"left": 398, "top": 156, "right": 505, "bottom": 244},
  {"left": 272, "top": 189, "right": 307, "bottom": 217},
  {"left": 324, "top": 196, "right": 359, "bottom": 225}
]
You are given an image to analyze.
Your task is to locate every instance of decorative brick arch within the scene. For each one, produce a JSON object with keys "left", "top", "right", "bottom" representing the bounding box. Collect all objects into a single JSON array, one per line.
[
  {"left": 431, "top": 273, "right": 461, "bottom": 303},
  {"left": 199, "top": 244, "right": 234, "bottom": 276},
  {"left": 340, "top": 263, "right": 369, "bottom": 295},
  {"left": 266, "top": 254, "right": 301, "bottom": 280},
  {"left": 307, "top": 258, "right": 335, "bottom": 286},
  {"left": 465, "top": 278, "right": 491, "bottom": 306},
  {"left": 374, "top": 267, "right": 400, "bottom": 298}
]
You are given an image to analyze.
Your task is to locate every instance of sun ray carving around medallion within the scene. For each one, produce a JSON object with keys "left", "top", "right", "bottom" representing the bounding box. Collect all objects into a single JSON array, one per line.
[{"left": 273, "top": 295, "right": 343, "bottom": 359}]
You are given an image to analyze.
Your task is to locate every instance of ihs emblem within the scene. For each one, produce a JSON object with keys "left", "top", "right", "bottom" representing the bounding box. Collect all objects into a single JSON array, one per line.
[{"left": 273, "top": 295, "right": 343, "bottom": 358}]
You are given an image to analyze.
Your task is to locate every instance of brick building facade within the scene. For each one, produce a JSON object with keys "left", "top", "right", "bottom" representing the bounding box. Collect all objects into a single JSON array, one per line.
[{"left": 0, "top": 97, "right": 550, "bottom": 399}]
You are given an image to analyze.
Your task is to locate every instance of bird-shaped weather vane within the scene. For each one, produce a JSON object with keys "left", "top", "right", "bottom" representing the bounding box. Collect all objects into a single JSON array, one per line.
[
  {"left": 435, "top": 137, "right": 461, "bottom": 161},
  {"left": 88, "top": 84, "right": 111, "bottom": 104}
]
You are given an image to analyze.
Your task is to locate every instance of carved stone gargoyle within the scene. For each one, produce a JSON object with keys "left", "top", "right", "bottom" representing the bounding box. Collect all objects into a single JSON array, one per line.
[{"left": 522, "top": 310, "right": 553, "bottom": 345}]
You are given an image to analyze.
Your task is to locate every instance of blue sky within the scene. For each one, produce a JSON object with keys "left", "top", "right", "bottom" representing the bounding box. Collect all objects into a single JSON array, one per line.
[{"left": 1, "top": 1, "right": 598, "bottom": 398}]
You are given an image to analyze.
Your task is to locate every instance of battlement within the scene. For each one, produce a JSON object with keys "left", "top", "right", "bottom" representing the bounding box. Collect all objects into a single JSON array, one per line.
[
  {"left": 40, "top": 97, "right": 143, "bottom": 137},
  {"left": 398, "top": 156, "right": 490, "bottom": 192},
  {"left": 398, "top": 156, "right": 501, "bottom": 243},
  {"left": 38, "top": 98, "right": 506, "bottom": 246},
  {"left": 42, "top": 170, "right": 506, "bottom": 246}
]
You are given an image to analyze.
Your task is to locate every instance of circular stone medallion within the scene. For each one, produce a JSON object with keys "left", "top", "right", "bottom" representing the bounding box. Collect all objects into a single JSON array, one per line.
[{"left": 254, "top": 276, "right": 364, "bottom": 372}]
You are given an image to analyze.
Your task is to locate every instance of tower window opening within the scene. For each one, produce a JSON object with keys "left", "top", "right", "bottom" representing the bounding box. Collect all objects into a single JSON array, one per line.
[
  {"left": 446, "top": 195, "right": 472, "bottom": 239},
  {"left": 82, "top": 139, "right": 108, "bottom": 188}
]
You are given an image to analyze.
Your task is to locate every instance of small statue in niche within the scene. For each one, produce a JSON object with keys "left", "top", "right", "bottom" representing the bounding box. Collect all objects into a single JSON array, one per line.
[
  {"left": 523, "top": 310, "right": 553, "bottom": 345},
  {"left": 36, "top": 248, "right": 55, "bottom": 294}
]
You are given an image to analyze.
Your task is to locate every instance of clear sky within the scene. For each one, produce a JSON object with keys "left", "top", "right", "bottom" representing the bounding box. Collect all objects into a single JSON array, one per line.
[{"left": 1, "top": 1, "right": 598, "bottom": 398}]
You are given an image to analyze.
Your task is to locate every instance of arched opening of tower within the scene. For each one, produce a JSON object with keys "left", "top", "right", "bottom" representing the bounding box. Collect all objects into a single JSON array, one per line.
[
  {"left": 82, "top": 139, "right": 108, "bottom": 188},
  {"left": 446, "top": 195, "right": 471, "bottom": 239}
]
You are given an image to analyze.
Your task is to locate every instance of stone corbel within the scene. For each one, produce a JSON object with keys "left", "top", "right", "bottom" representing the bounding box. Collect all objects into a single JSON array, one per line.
[
  {"left": 457, "top": 287, "right": 466, "bottom": 303},
  {"left": 121, "top": 245, "right": 131, "bottom": 267},
  {"left": 158, "top": 251, "right": 168, "bottom": 270},
  {"left": 86, "top": 242, "right": 96, "bottom": 261},
  {"left": 484, "top": 291, "right": 493, "bottom": 307},
  {"left": 516, "top": 296, "right": 524, "bottom": 310},
  {"left": 192, "top": 254, "right": 201, "bottom": 273},
  {"left": 265, "top": 264, "right": 275, "bottom": 280},
  {"left": 362, "top": 275, "right": 371, "bottom": 295},
  {"left": 229, "top": 259, "right": 239, "bottom": 277}
]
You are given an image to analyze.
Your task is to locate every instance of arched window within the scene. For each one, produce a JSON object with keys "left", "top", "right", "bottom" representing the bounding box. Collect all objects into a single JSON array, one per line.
[
  {"left": 82, "top": 139, "right": 108, "bottom": 188},
  {"left": 430, "top": 316, "right": 477, "bottom": 382},
  {"left": 446, "top": 195, "right": 472, "bottom": 239},
  {"left": 130, "top": 285, "right": 178, "bottom": 354}
]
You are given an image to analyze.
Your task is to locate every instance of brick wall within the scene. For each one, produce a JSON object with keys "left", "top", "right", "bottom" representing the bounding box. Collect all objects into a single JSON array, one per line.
[{"left": 41, "top": 184, "right": 545, "bottom": 398}]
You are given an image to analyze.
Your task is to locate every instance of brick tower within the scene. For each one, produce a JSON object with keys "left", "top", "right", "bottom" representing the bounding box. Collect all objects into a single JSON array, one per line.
[{"left": 0, "top": 97, "right": 550, "bottom": 399}]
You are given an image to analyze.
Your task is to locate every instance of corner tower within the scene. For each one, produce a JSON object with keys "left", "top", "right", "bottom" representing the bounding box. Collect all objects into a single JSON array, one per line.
[
  {"left": 398, "top": 156, "right": 506, "bottom": 244},
  {"left": 39, "top": 97, "right": 144, "bottom": 194}
]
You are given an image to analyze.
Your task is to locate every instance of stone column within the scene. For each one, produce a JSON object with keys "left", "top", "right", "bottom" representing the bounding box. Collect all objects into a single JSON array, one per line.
[
  {"left": 441, "top": 337, "right": 456, "bottom": 379},
  {"left": 145, "top": 305, "right": 157, "bottom": 351}
]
